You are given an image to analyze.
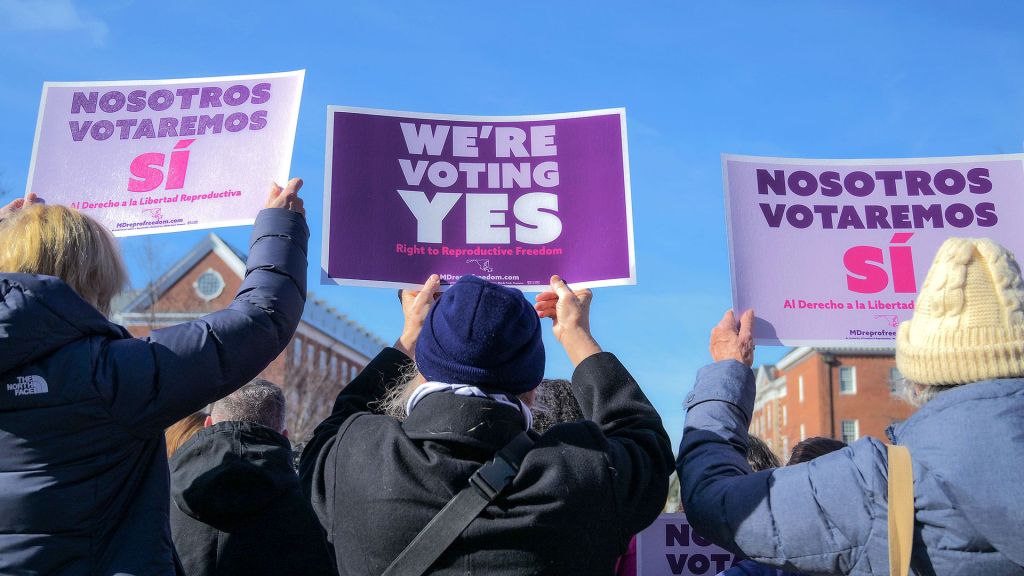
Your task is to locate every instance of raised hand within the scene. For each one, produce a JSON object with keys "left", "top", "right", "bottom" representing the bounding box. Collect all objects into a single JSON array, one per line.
[
  {"left": 394, "top": 274, "right": 441, "bottom": 358},
  {"left": 0, "top": 192, "right": 41, "bottom": 221},
  {"left": 265, "top": 178, "right": 305, "bottom": 216},
  {"left": 535, "top": 275, "right": 602, "bottom": 366},
  {"left": 709, "top": 309, "right": 755, "bottom": 366}
]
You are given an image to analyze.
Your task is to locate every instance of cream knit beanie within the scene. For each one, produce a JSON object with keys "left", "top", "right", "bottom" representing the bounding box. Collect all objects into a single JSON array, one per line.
[{"left": 897, "top": 237, "right": 1024, "bottom": 386}]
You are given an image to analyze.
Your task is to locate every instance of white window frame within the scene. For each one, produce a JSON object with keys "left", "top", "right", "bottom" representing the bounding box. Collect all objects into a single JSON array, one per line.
[
  {"left": 841, "top": 419, "right": 860, "bottom": 443},
  {"left": 839, "top": 366, "right": 857, "bottom": 395},
  {"left": 798, "top": 376, "right": 804, "bottom": 403},
  {"left": 889, "top": 367, "right": 902, "bottom": 393},
  {"left": 782, "top": 405, "right": 788, "bottom": 427},
  {"left": 800, "top": 423, "right": 806, "bottom": 441},
  {"left": 292, "top": 338, "right": 302, "bottom": 365},
  {"left": 193, "top": 268, "right": 225, "bottom": 301}
]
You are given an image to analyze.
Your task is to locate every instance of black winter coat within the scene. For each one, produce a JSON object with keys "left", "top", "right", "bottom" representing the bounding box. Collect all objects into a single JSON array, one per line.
[
  {"left": 300, "top": 348, "right": 674, "bottom": 576},
  {"left": 0, "top": 209, "right": 308, "bottom": 575},
  {"left": 170, "top": 421, "right": 335, "bottom": 576}
]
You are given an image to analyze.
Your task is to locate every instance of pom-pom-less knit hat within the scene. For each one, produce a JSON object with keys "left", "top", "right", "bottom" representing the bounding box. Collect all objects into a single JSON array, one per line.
[
  {"left": 415, "top": 275, "right": 544, "bottom": 394},
  {"left": 897, "top": 237, "right": 1024, "bottom": 386}
]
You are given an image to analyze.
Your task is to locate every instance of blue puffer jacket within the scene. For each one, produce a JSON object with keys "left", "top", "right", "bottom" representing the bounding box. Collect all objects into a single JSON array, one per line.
[
  {"left": 678, "top": 360, "right": 1024, "bottom": 576},
  {"left": 0, "top": 209, "right": 307, "bottom": 576}
]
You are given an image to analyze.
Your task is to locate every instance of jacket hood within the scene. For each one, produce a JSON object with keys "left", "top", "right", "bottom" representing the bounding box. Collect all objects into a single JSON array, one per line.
[
  {"left": 170, "top": 421, "right": 298, "bottom": 528},
  {"left": 0, "top": 274, "right": 128, "bottom": 375},
  {"left": 892, "top": 378, "right": 1024, "bottom": 566}
]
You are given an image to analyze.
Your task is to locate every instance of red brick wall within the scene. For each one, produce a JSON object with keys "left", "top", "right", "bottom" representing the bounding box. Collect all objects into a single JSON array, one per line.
[{"left": 753, "top": 351, "right": 917, "bottom": 462}]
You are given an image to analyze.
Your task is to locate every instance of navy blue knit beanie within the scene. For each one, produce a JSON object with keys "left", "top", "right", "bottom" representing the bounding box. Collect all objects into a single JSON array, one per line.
[{"left": 415, "top": 276, "right": 544, "bottom": 393}]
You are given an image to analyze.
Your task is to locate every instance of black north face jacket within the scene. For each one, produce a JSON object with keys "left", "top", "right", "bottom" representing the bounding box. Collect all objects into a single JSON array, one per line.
[
  {"left": 300, "top": 348, "right": 673, "bottom": 576},
  {"left": 170, "top": 421, "right": 335, "bottom": 576}
]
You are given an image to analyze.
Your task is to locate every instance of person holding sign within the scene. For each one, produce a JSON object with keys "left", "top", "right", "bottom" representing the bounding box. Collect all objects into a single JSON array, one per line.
[
  {"left": 0, "top": 180, "right": 307, "bottom": 576},
  {"left": 678, "top": 238, "right": 1024, "bottom": 575},
  {"left": 300, "top": 275, "right": 673, "bottom": 576}
]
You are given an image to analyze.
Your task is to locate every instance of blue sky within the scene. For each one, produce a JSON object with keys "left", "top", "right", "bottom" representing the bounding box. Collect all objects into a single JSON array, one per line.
[{"left": 2, "top": 0, "right": 1023, "bottom": 446}]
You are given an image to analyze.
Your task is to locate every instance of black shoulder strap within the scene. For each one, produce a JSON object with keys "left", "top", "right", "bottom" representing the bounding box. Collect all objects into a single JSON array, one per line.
[{"left": 382, "top": 431, "right": 535, "bottom": 576}]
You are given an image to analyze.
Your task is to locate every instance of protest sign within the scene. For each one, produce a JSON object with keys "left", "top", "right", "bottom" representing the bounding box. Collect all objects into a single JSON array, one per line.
[
  {"left": 637, "top": 513, "right": 738, "bottom": 576},
  {"left": 26, "top": 70, "right": 304, "bottom": 236},
  {"left": 322, "top": 107, "right": 635, "bottom": 290},
  {"left": 723, "top": 153, "right": 1024, "bottom": 346}
]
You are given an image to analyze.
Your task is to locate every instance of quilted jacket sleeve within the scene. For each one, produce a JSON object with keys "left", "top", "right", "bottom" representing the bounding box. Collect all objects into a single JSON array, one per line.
[
  {"left": 94, "top": 208, "right": 308, "bottom": 437},
  {"left": 677, "top": 360, "right": 892, "bottom": 575}
]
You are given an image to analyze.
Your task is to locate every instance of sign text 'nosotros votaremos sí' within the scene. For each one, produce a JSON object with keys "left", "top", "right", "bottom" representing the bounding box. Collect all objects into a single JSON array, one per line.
[
  {"left": 27, "top": 71, "right": 304, "bottom": 236},
  {"left": 724, "top": 153, "right": 1024, "bottom": 346}
]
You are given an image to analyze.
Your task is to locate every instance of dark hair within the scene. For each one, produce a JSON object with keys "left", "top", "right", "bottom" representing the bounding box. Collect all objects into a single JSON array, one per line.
[
  {"left": 531, "top": 378, "right": 584, "bottom": 434},
  {"left": 787, "top": 437, "right": 847, "bottom": 465},
  {"left": 746, "top": 434, "right": 782, "bottom": 472},
  {"left": 211, "top": 379, "right": 286, "bottom": 432}
]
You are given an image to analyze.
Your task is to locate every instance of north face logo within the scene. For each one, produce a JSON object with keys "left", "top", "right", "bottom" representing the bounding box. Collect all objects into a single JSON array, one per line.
[{"left": 6, "top": 375, "right": 49, "bottom": 396}]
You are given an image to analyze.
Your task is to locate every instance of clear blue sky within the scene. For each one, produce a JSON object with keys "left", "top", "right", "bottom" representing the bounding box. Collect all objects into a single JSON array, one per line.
[{"left": 2, "top": 1, "right": 1023, "bottom": 447}]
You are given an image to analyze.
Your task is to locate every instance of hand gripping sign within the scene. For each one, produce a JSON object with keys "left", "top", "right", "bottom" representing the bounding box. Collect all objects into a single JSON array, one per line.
[
  {"left": 723, "top": 153, "right": 1024, "bottom": 346},
  {"left": 322, "top": 107, "right": 636, "bottom": 290},
  {"left": 27, "top": 70, "right": 304, "bottom": 236}
]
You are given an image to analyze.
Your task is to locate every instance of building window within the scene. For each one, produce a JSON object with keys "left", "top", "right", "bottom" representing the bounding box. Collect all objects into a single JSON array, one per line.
[
  {"left": 194, "top": 269, "right": 225, "bottom": 301},
  {"left": 782, "top": 405, "right": 788, "bottom": 427},
  {"left": 798, "top": 376, "right": 804, "bottom": 403},
  {"left": 841, "top": 420, "right": 860, "bottom": 443},
  {"left": 800, "top": 423, "right": 806, "bottom": 441},
  {"left": 292, "top": 338, "right": 302, "bottom": 365},
  {"left": 307, "top": 344, "right": 315, "bottom": 365},
  {"left": 839, "top": 366, "right": 856, "bottom": 395},
  {"left": 319, "top": 350, "right": 327, "bottom": 372},
  {"left": 350, "top": 365, "right": 358, "bottom": 382},
  {"left": 330, "top": 356, "right": 338, "bottom": 379},
  {"left": 782, "top": 437, "right": 789, "bottom": 461},
  {"left": 889, "top": 367, "right": 902, "bottom": 393}
]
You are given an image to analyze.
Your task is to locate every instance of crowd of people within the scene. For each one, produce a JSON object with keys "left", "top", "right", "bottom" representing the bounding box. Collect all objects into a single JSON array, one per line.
[{"left": 0, "top": 180, "right": 1022, "bottom": 575}]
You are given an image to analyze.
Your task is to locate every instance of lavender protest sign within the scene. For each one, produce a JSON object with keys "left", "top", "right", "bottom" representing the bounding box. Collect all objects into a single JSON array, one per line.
[
  {"left": 724, "top": 153, "right": 1024, "bottom": 346},
  {"left": 636, "top": 513, "right": 738, "bottom": 575},
  {"left": 26, "top": 70, "right": 304, "bottom": 236},
  {"left": 322, "top": 107, "right": 634, "bottom": 290}
]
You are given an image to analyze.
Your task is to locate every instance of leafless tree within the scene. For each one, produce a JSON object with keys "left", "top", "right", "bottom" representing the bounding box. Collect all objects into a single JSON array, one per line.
[
  {"left": 284, "top": 354, "right": 349, "bottom": 444},
  {"left": 126, "top": 237, "right": 170, "bottom": 329}
]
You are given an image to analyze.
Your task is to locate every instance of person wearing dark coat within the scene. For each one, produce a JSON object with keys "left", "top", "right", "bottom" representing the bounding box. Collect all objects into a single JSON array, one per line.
[
  {"left": 301, "top": 274, "right": 674, "bottom": 576},
  {"left": 170, "top": 380, "right": 335, "bottom": 576},
  {"left": 677, "top": 237, "right": 1024, "bottom": 575},
  {"left": 0, "top": 181, "right": 308, "bottom": 576}
]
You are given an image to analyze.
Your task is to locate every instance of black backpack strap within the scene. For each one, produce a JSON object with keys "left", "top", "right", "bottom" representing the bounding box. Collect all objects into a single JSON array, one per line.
[{"left": 382, "top": 431, "right": 535, "bottom": 576}]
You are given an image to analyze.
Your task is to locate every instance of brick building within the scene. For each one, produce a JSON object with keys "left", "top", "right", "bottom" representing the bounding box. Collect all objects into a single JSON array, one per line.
[
  {"left": 751, "top": 347, "right": 917, "bottom": 462},
  {"left": 111, "top": 233, "right": 386, "bottom": 438}
]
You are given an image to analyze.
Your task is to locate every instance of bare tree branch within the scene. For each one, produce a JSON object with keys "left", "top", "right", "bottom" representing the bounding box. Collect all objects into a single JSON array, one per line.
[{"left": 284, "top": 350, "right": 350, "bottom": 443}]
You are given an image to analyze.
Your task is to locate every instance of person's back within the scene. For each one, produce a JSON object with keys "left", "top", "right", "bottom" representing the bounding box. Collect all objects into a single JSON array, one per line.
[
  {"left": 677, "top": 237, "right": 1024, "bottom": 575},
  {"left": 170, "top": 380, "right": 334, "bottom": 576},
  {"left": 302, "top": 275, "right": 673, "bottom": 575},
  {"left": 0, "top": 184, "right": 308, "bottom": 575}
]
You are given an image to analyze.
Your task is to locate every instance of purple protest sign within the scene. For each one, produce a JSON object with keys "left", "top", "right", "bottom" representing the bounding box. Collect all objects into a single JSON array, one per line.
[
  {"left": 322, "top": 107, "right": 635, "bottom": 290},
  {"left": 724, "top": 153, "right": 1024, "bottom": 347},
  {"left": 636, "top": 513, "right": 738, "bottom": 576},
  {"left": 26, "top": 71, "right": 304, "bottom": 236}
]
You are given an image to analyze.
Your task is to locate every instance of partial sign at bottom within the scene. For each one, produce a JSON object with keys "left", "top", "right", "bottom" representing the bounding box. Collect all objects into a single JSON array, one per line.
[{"left": 637, "top": 513, "right": 738, "bottom": 576}]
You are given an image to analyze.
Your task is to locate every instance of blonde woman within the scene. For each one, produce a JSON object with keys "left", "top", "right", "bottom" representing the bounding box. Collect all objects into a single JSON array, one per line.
[{"left": 0, "top": 180, "right": 307, "bottom": 576}]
